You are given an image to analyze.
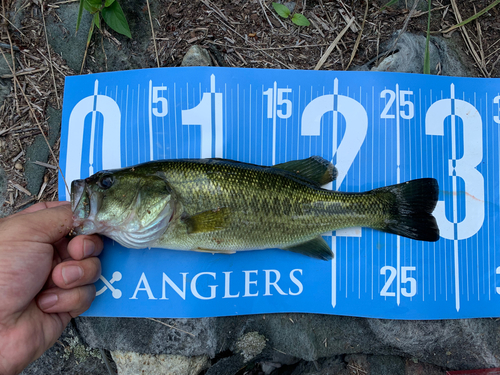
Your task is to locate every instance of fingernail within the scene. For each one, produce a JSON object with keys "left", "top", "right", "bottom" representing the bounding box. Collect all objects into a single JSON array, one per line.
[
  {"left": 38, "top": 293, "right": 58, "bottom": 310},
  {"left": 83, "top": 239, "right": 95, "bottom": 258},
  {"left": 62, "top": 265, "right": 84, "bottom": 285}
]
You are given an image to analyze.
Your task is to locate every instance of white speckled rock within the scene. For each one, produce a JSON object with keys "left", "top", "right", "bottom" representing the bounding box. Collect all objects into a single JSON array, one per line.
[
  {"left": 181, "top": 45, "right": 212, "bottom": 67},
  {"left": 111, "top": 351, "right": 210, "bottom": 375}
]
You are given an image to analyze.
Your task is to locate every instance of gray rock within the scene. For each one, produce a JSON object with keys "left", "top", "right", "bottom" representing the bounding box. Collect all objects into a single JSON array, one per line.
[
  {"left": 24, "top": 107, "right": 61, "bottom": 196},
  {"left": 290, "top": 356, "right": 347, "bottom": 375},
  {"left": 356, "top": 32, "right": 469, "bottom": 76},
  {"left": 368, "top": 319, "right": 500, "bottom": 370},
  {"left": 205, "top": 355, "right": 245, "bottom": 375},
  {"left": 45, "top": 2, "right": 92, "bottom": 73},
  {"left": 21, "top": 325, "right": 110, "bottom": 375},
  {"left": 236, "top": 331, "right": 266, "bottom": 362},
  {"left": 46, "top": 0, "right": 157, "bottom": 73},
  {"left": 75, "top": 314, "right": 398, "bottom": 364},
  {"left": 85, "top": 0, "right": 159, "bottom": 72},
  {"left": 0, "top": 52, "right": 13, "bottom": 107},
  {"left": 369, "top": 355, "right": 405, "bottom": 375},
  {"left": 405, "top": 359, "right": 446, "bottom": 375},
  {"left": 284, "top": 2, "right": 296, "bottom": 14},
  {"left": 181, "top": 45, "right": 212, "bottom": 67},
  {"left": 76, "top": 317, "right": 219, "bottom": 357},
  {"left": 110, "top": 351, "right": 209, "bottom": 375},
  {"left": 75, "top": 313, "right": 500, "bottom": 371}
]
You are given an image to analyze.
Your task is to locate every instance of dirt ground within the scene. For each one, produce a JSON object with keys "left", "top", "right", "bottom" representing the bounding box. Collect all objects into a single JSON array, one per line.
[{"left": 0, "top": 0, "right": 499, "bottom": 211}]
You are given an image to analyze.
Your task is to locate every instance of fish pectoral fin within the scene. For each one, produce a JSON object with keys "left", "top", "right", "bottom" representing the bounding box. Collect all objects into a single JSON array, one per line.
[
  {"left": 193, "top": 247, "right": 236, "bottom": 254},
  {"left": 272, "top": 156, "right": 337, "bottom": 186},
  {"left": 184, "top": 207, "right": 231, "bottom": 234},
  {"left": 282, "top": 237, "right": 333, "bottom": 260}
]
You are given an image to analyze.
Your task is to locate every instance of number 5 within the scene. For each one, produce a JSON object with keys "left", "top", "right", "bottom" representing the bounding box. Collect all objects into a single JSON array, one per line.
[
  {"left": 401, "top": 267, "right": 416, "bottom": 297},
  {"left": 277, "top": 88, "right": 292, "bottom": 119},
  {"left": 152, "top": 86, "right": 168, "bottom": 117}
]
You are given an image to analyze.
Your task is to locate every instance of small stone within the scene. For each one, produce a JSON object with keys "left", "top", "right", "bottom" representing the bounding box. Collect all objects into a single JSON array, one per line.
[
  {"left": 284, "top": 2, "right": 296, "bottom": 13},
  {"left": 15, "top": 162, "right": 23, "bottom": 170},
  {"left": 236, "top": 331, "right": 266, "bottom": 363},
  {"left": 111, "top": 351, "right": 209, "bottom": 375},
  {"left": 181, "top": 45, "right": 212, "bottom": 67}
]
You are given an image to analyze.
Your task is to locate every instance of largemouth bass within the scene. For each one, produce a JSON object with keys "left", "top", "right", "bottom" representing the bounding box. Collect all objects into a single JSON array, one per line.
[{"left": 71, "top": 157, "right": 439, "bottom": 260}]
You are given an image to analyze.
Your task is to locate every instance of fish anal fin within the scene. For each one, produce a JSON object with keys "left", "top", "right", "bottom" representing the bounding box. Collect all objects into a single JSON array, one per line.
[
  {"left": 193, "top": 247, "right": 236, "bottom": 254},
  {"left": 273, "top": 156, "right": 337, "bottom": 186},
  {"left": 185, "top": 207, "right": 231, "bottom": 234},
  {"left": 282, "top": 236, "right": 333, "bottom": 260}
]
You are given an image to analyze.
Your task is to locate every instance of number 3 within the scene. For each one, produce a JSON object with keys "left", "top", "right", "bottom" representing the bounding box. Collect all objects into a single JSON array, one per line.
[{"left": 425, "top": 89, "right": 484, "bottom": 240}]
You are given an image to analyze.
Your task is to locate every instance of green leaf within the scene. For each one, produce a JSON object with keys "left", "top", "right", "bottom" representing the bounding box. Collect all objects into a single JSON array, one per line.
[
  {"left": 272, "top": 2, "right": 290, "bottom": 18},
  {"left": 101, "top": 0, "right": 132, "bottom": 38},
  {"left": 83, "top": 0, "right": 102, "bottom": 13},
  {"left": 93, "top": 12, "right": 101, "bottom": 30},
  {"left": 291, "top": 13, "right": 310, "bottom": 26},
  {"left": 381, "top": 0, "right": 398, "bottom": 11},
  {"left": 87, "top": 16, "right": 96, "bottom": 44},
  {"left": 76, "top": 0, "right": 85, "bottom": 32},
  {"left": 443, "top": 0, "right": 500, "bottom": 33},
  {"left": 104, "top": 0, "right": 115, "bottom": 6}
]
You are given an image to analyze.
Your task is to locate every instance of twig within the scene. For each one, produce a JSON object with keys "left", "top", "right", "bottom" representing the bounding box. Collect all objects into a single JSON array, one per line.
[
  {"left": 449, "top": 0, "right": 488, "bottom": 77},
  {"left": 474, "top": 5, "right": 487, "bottom": 76},
  {"left": 442, "top": 0, "right": 500, "bottom": 34},
  {"left": 1, "top": 67, "right": 48, "bottom": 79},
  {"left": 33, "top": 161, "right": 58, "bottom": 170},
  {"left": 318, "top": 0, "right": 334, "bottom": 27},
  {"left": 2, "top": 0, "right": 19, "bottom": 114},
  {"left": 11, "top": 182, "right": 31, "bottom": 196},
  {"left": 259, "top": 0, "right": 273, "bottom": 29},
  {"left": 379, "top": 0, "right": 421, "bottom": 62},
  {"left": 200, "top": 0, "right": 228, "bottom": 22},
  {"left": 0, "top": 12, "right": 27, "bottom": 38},
  {"left": 0, "top": 48, "right": 70, "bottom": 195},
  {"left": 263, "top": 1, "right": 287, "bottom": 29},
  {"left": 315, "top": 18, "right": 354, "bottom": 70},
  {"left": 346, "top": 0, "right": 369, "bottom": 70},
  {"left": 40, "top": 3, "right": 60, "bottom": 108},
  {"left": 146, "top": 0, "right": 160, "bottom": 67},
  {"left": 146, "top": 318, "right": 195, "bottom": 337},
  {"left": 0, "top": 42, "right": 19, "bottom": 51}
]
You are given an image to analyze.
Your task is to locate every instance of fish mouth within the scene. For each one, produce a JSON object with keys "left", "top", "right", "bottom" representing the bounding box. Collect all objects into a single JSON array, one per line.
[
  {"left": 71, "top": 179, "right": 89, "bottom": 219},
  {"left": 71, "top": 179, "right": 100, "bottom": 235}
]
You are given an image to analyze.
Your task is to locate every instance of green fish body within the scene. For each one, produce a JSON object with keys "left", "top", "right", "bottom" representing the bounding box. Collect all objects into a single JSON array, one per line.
[{"left": 71, "top": 157, "right": 439, "bottom": 260}]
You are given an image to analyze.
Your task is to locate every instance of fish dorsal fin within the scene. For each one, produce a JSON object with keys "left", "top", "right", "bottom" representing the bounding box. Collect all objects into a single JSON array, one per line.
[
  {"left": 184, "top": 207, "right": 231, "bottom": 234},
  {"left": 282, "top": 236, "right": 333, "bottom": 260},
  {"left": 272, "top": 156, "right": 337, "bottom": 186}
]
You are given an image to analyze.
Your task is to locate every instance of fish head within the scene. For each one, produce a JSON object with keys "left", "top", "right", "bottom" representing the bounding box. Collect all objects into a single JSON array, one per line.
[{"left": 71, "top": 168, "right": 175, "bottom": 248}]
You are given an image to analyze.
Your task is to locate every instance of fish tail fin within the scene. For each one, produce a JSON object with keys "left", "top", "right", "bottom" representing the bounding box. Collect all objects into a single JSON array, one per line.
[{"left": 373, "top": 178, "right": 440, "bottom": 242}]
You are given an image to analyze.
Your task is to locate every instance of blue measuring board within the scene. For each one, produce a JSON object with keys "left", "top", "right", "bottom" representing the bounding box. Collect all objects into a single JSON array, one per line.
[{"left": 59, "top": 67, "right": 500, "bottom": 319}]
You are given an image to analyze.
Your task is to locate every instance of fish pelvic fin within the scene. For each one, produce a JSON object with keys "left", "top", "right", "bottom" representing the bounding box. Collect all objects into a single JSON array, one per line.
[
  {"left": 282, "top": 236, "right": 334, "bottom": 260},
  {"left": 373, "top": 178, "right": 440, "bottom": 242},
  {"left": 273, "top": 156, "right": 337, "bottom": 186}
]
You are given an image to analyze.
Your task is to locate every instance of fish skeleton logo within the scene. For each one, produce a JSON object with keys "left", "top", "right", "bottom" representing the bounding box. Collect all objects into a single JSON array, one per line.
[{"left": 96, "top": 271, "right": 122, "bottom": 299}]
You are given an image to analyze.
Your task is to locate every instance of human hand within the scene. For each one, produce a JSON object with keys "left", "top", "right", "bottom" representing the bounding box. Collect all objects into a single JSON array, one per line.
[{"left": 0, "top": 201, "right": 103, "bottom": 375}]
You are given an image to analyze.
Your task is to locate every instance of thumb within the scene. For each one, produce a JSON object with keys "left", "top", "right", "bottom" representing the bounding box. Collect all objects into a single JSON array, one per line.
[{"left": 0, "top": 203, "right": 74, "bottom": 244}]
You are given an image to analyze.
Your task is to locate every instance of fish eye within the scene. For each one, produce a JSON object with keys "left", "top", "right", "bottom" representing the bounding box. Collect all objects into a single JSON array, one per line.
[{"left": 98, "top": 175, "right": 114, "bottom": 190}]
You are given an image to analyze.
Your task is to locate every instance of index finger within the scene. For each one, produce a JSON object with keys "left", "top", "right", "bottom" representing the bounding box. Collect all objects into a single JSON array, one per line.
[
  {"left": 0, "top": 204, "right": 74, "bottom": 244},
  {"left": 8, "top": 201, "right": 70, "bottom": 220},
  {"left": 15, "top": 201, "right": 70, "bottom": 215}
]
